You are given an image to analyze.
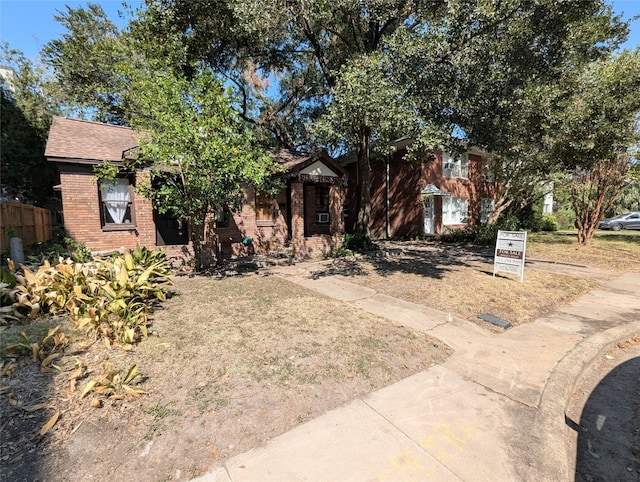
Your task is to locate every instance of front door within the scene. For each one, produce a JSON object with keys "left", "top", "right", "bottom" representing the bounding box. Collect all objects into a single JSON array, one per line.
[
  {"left": 154, "top": 211, "right": 188, "bottom": 246},
  {"left": 424, "top": 196, "right": 435, "bottom": 235}
]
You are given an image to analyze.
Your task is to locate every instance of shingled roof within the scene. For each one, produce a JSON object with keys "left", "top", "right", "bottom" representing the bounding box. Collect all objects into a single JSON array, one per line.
[
  {"left": 45, "top": 118, "right": 345, "bottom": 182},
  {"left": 268, "top": 148, "right": 346, "bottom": 178},
  {"left": 45, "top": 117, "right": 139, "bottom": 164}
]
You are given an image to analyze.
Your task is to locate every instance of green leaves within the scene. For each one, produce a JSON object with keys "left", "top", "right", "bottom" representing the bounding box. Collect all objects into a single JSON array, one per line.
[
  {"left": 0, "top": 44, "right": 58, "bottom": 206},
  {"left": 2, "top": 248, "right": 172, "bottom": 345},
  {"left": 125, "top": 59, "right": 280, "bottom": 269},
  {"left": 43, "top": 3, "right": 130, "bottom": 124}
]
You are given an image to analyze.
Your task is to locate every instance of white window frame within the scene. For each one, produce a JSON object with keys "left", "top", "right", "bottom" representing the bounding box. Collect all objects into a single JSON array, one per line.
[
  {"left": 442, "top": 196, "right": 469, "bottom": 225},
  {"left": 482, "top": 161, "right": 496, "bottom": 182},
  {"left": 481, "top": 198, "right": 495, "bottom": 224},
  {"left": 442, "top": 152, "right": 469, "bottom": 179}
]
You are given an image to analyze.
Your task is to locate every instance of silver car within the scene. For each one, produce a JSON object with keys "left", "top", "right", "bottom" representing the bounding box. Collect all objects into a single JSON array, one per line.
[{"left": 599, "top": 212, "right": 640, "bottom": 231}]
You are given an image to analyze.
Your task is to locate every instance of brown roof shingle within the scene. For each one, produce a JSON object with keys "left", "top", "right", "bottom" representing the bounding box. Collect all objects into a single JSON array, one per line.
[
  {"left": 267, "top": 148, "right": 346, "bottom": 178},
  {"left": 45, "top": 116, "right": 139, "bottom": 163},
  {"left": 45, "top": 118, "right": 346, "bottom": 179}
]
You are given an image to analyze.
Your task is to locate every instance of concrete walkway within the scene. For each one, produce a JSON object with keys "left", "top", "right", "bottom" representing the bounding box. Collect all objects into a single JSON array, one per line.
[{"left": 196, "top": 265, "right": 640, "bottom": 482}]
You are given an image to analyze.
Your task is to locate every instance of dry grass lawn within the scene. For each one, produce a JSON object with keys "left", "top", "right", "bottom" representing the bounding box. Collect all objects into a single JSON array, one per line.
[
  {"left": 527, "top": 230, "right": 640, "bottom": 272},
  {"left": 308, "top": 241, "right": 598, "bottom": 328},
  {"left": 1, "top": 274, "right": 450, "bottom": 481},
  {"left": 2, "top": 229, "right": 636, "bottom": 481}
]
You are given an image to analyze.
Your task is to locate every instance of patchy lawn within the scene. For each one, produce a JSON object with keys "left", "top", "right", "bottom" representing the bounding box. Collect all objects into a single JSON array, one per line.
[
  {"left": 3, "top": 231, "right": 635, "bottom": 481},
  {"left": 306, "top": 242, "right": 597, "bottom": 329},
  {"left": 527, "top": 230, "right": 640, "bottom": 272},
  {"left": 0, "top": 274, "right": 450, "bottom": 481}
]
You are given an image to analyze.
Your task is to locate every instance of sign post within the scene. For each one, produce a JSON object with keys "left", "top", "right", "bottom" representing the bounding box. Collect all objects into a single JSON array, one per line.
[{"left": 493, "top": 230, "right": 527, "bottom": 283}]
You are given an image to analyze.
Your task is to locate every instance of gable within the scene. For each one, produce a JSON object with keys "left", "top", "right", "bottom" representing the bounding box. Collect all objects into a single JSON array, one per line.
[{"left": 300, "top": 161, "right": 338, "bottom": 177}]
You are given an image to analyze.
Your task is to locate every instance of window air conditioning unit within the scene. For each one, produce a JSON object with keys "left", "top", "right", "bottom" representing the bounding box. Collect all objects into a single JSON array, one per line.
[{"left": 316, "top": 212, "right": 330, "bottom": 223}]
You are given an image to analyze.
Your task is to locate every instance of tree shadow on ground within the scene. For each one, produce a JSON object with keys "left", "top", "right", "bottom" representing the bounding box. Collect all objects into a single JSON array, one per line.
[
  {"left": 309, "top": 244, "right": 493, "bottom": 280},
  {"left": 0, "top": 360, "right": 55, "bottom": 481},
  {"left": 573, "top": 356, "right": 640, "bottom": 481}
]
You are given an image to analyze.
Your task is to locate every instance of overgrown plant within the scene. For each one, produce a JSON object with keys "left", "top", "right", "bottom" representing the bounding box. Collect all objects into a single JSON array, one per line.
[
  {"left": 438, "top": 225, "right": 499, "bottom": 246},
  {"left": 64, "top": 237, "right": 92, "bottom": 263},
  {"left": 4, "top": 325, "right": 68, "bottom": 371},
  {"left": 1, "top": 248, "right": 171, "bottom": 344}
]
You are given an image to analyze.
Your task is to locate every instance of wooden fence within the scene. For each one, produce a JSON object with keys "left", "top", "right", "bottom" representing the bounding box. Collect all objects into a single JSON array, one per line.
[{"left": 0, "top": 201, "right": 53, "bottom": 253}]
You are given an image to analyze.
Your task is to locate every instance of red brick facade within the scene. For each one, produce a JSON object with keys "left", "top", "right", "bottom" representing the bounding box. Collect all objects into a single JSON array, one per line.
[
  {"left": 217, "top": 182, "right": 344, "bottom": 258},
  {"left": 344, "top": 149, "right": 498, "bottom": 238},
  {"left": 47, "top": 117, "right": 347, "bottom": 260},
  {"left": 58, "top": 164, "right": 156, "bottom": 251},
  {"left": 59, "top": 165, "right": 346, "bottom": 259}
]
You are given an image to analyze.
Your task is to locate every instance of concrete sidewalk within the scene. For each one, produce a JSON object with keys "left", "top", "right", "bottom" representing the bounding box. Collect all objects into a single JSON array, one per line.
[{"left": 196, "top": 267, "right": 640, "bottom": 482}]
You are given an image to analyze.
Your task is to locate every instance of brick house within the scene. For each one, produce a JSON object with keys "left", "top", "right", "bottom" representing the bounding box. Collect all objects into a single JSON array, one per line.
[
  {"left": 45, "top": 117, "right": 346, "bottom": 259},
  {"left": 342, "top": 139, "right": 498, "bottom": 238}
]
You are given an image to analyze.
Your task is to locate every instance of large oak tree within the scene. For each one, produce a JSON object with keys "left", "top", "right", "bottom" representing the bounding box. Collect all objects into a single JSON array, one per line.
[
  {"left": 130, "top": 0, "right": 628, "bottom": 235},
  {"left": 44, "top": 1, "right": 631, "bottom": 237}
]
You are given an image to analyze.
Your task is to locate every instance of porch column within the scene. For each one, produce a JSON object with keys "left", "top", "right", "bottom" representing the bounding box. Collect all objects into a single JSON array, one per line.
[
  {"left": 134, "top": 170, "right": 156, "bottom": 248},
  {"left": 290, "top": 181, "right": 304, "bottom": 254},
  {"left": 329, "top": 183, "right": 345, "bottom": 236}
]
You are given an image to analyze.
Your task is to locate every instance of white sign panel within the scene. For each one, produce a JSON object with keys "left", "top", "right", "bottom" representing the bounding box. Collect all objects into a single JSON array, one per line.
[{"left": 493, "top": 230, "right": 527, "bottom": 282}]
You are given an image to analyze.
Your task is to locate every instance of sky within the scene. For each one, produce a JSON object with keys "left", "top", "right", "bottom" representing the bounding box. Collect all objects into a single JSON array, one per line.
[{"left": 0, "top": 0, "right": 639, "bottom": 60}]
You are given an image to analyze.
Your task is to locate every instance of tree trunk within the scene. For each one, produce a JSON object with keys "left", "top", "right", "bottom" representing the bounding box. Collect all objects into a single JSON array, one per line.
[
  {"left": 486, "top": 196, "right": 512, "bottom": 225},
  {"left": 571, "top": 157, "right": 630, "bottom": 246},
  {"left": 354, "top": 126, "right": 371, "bottom": 237},
  {"left": 189, "top": 218, "right": 213, "bottom": 271}
]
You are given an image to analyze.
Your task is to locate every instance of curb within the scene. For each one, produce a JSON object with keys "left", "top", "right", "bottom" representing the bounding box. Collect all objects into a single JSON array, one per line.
[{"left": 536, "top": 320, "right": 640, "bottom": 480}]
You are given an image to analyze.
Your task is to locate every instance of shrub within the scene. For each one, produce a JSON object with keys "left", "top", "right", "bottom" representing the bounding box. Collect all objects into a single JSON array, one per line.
[
  {"left": 541, "top": 215, "right": 558, "bottom": 232},
  {"left": 328, "top": 246, "right": 355, "bottom": 258},
  {"left": 327, "top": 234, "right": 376, "bottom": 258},
  {"left": 64, "top": 238, "right": 92, "bottom": 263},
  {"left": 0, "top": 248, "right": 172, "bottom": 345},
  {"left": 438, "top": 224, "right": 499, "bottom": 246},
  {"left": 25, "top": 240, "right": 69, "bottom": 266},
  {"left": 342, "top": 234, "right": 376, "bottom": 252}
]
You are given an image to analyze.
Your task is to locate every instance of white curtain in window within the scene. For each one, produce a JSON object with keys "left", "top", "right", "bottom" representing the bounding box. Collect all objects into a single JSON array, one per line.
[{"left": 101, "top": 179, "right": 130, "bottom": 224}]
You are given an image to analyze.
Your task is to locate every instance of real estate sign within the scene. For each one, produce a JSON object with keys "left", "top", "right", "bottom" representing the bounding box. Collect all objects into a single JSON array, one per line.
[{"left": 493, "top": 230, "right": 527, "bottom": 283}]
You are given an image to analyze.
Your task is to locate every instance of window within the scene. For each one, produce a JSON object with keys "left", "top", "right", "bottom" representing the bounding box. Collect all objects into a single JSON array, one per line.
[
  {"left": 315, "top": 185, "right": 330, "bottom": 224},
  {"left": 215, "top": 207, "right": 229, "bottom": 228},
  {"left": 99, "top": 177, "right": 134, "bottom": 229},
  {"left": 482, "top": 161, "right": 495, "bottom": 182},
  {"left": 255, "top": 192, "right": 274, "bottom": 225},
  {"left": 481, "top": 198, "right": 495, "bottom": 224},
  {"left": 442, "top": 196, "right": 469, "bottom": 225},
  {"left": 442, "top": 152, "right": 469, "bottom": 179}
]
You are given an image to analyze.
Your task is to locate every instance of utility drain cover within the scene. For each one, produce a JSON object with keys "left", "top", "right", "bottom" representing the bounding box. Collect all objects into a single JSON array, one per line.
[{"left": 478, "top": 313, "right": 511, "bottom": 329}]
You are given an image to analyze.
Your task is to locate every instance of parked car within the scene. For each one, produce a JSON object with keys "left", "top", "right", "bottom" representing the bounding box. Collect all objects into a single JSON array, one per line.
[{"left": 599, "top": 212, "right": 640, "bottom": 231}]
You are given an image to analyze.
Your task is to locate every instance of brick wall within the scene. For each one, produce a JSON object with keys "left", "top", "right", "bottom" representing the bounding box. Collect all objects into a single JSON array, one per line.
[
  {"left": 59, "top": 164, "right": 156, "bottom": 252},
  {"left": 343, "top": 150, "right": 498, "bottom": 238},
  {"left": 216, "top": 184, "right": 289, "bottom": 256},
  {"left": 60, "top": 165, "right": 343, "bottom": 259},
  {"left": 303, "top": 184, "right": 331, "bottom": 237}
]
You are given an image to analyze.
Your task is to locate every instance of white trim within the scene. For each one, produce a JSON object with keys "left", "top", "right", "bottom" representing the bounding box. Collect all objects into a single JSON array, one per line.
[
  {"left": 300, "top": 161, "right": 337, "bottom": 177},
  {"left": 442, "top": 196, "right": 469, "bottom": 225},
  {"left": 442, "top": 152, "right": 469, "bottom": 179}
]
